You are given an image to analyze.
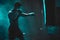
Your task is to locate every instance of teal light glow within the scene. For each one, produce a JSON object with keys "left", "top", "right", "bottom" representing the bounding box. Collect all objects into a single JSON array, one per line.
[
  {"left": 0, "top": 13, "right": 3, "bottom": 20},
  {"left": 48, "top": 26, "right": 58, "bottom": 34},
  {"left": 43, "top": 0, "right": 46, "bottom": 24},
  {"left": 0, "top": 8, "right": 4, "bottom": 20}
]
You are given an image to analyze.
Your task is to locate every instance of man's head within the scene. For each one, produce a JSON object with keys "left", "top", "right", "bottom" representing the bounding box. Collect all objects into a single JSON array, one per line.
[{"left": 14, "top": 2, "right": 21, "bottom": 9}]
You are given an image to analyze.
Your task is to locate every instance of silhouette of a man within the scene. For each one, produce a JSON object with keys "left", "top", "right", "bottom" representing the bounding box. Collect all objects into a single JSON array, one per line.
[{"left": 8, "top": 2, "right": 34, "bottom": 40}]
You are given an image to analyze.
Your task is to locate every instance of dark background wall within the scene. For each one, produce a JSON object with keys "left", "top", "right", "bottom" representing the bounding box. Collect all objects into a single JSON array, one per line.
[
  {"left": 55, "top": 0, "right": 60, "bottom": 26},
  {"left": 56, "top": 0, "right": 60, "bottom": 7},
  {"left": 46, "top": 0, "right": 60, "bottom": 40}
]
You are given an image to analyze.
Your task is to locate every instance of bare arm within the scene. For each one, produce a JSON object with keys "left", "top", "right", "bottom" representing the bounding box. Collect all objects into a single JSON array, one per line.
[{"left": 21, "top": 12, "right": 35, "bottom": 16}]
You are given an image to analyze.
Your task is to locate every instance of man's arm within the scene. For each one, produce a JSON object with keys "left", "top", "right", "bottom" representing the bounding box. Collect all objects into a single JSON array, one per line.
[{"left": 22, "top": 12, "right": 35, "bottom": 16}]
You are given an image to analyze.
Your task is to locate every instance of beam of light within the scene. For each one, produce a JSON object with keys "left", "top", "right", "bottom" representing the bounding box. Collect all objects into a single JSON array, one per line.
[{"left": 43, "top": 0, "right": 46, "bottom": 25}]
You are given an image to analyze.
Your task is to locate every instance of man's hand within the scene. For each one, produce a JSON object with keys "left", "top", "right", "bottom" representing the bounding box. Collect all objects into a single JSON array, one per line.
[{"left": 28, "top": 12, "right": 35, "bottom": 15}]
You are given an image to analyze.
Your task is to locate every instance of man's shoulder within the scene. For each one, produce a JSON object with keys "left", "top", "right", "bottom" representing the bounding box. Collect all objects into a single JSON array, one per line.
[
  {"left": 8, "top": 9, "right": 13, "bottom": 13},
  {"left": 8, "top": 10, "right": 13, "bottom": 16}
]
